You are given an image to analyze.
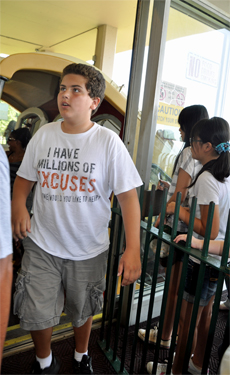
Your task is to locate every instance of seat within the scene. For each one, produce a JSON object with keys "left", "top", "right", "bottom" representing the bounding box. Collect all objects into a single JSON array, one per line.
[{"left": 15, "top": 107, "right": 49, "bottom": 136}]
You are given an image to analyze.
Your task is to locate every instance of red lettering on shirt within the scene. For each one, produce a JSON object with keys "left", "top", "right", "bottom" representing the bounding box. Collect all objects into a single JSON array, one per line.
[
  {"left": 51, "top": 173, "right": 59, "bottom": 189},
  {"left": 80, "top": 176, "right": 87, "bottom": 192},
  {"left": 88, "top": 179, "right": 96, "bottom": 193},
  {"left": 42, "top": 172, "right": 51, "bottom": 187}
]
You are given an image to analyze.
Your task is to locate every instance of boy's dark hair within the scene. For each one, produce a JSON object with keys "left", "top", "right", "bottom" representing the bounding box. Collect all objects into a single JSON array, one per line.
[
  {"left": 190, "top": 117, "right": 230, "bottom": 186},
  {"left": 61, "top": 63, "right": 106, "bottom": 116},
  {"left": 172, "top": 105, "right": 209, "bottom": 175},
  {"left": 11, "top": 127, "right": 31, "bottom": 149}
]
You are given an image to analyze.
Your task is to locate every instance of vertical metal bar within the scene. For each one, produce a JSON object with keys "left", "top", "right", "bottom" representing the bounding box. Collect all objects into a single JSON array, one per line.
[
  {"left": 0, "top": 77, "right": 7, "bottom": 98},
  {"left": 152, "top": 192, "right": 181, "bottom": 374},
  {"left": 136, "top": 0, "right": 171, "bottom": 184},
  {"left": 119, "top": 284, "right": 134, "bottom": 372},
  {"left": 182, "top": 202, "right": 215, "bottom": 373},
  {"left": 100, "top": 197, "right": 117, "bottom": 341},
  {"left": 129, "top": 187, "right": 156, "bottom": 373},
  {"left": 106, "top": 212, "right": 123, "bottom": 351},
  {"left": 166, "top": 197, "right": 197, "bottom": 374},
  {"left": 140, "top": 188, "right": 168, "bottom": 372},
  {"left": 202, "top": 210, "right": 230, "bottom": 373},
  {"left": 113, "top": 280, "right": 125, "bottom": 360}
]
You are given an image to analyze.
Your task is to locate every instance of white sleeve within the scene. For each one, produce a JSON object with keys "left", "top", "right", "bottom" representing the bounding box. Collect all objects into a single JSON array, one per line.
[
  {"left": 107, "top": 135, "right": 143, "bottom": 195},
  {"left": 194, "top": 172, "right": 219, "bottom": 205},
  {"left": 178, "top": 148, "right": 195, "bottom": 177},
  {"left": 0, "top": 146, "right": 13, "bottom": 259}
]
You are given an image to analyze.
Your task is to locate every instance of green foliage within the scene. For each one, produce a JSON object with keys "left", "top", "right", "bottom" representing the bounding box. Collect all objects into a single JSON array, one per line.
[{"left": 0, "top": 101, "right": 20, "bottom": 143}]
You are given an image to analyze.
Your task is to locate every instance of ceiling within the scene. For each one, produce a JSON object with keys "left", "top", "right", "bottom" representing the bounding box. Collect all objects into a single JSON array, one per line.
[{"left": 0, "top": 0, "right": 230, "bottom": 63}]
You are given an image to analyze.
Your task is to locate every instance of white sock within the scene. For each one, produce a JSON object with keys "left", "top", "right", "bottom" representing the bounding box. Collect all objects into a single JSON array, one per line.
[
  {"left": 36, "top": 351, "right": 52, "bottom": 370},
  {"left": 74, "top": 349, "right": 88, "bottom": 362}
]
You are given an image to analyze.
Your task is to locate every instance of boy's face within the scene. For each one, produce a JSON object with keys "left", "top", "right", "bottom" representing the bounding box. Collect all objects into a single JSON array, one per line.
[{"left": 57, "top": 74, "right": 100, "bottom": 123}]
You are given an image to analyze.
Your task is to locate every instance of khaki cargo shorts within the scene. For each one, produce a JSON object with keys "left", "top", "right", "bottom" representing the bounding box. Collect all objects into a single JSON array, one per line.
[{"left": 14, "top": 237, "right": 108, "bottom": 331}]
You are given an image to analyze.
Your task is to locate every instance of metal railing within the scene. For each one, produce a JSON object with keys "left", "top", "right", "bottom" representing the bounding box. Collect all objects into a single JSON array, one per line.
[{"left": 99, "top": 185, "right": 230, "bottom": 374}]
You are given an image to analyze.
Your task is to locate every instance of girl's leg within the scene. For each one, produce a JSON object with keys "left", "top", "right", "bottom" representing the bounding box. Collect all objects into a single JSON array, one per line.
[
  {"left": 172, "top": 299, "right": 204, "bottom": 375},
  {"left": 161, "top": 261, "right": 183, "bottom": 340},
  {"left": 192, "top": 295, "right": 215, "bottom": 369}
]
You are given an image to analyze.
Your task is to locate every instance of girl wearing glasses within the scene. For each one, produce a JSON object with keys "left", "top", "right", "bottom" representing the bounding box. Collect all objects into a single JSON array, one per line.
[{"left": 161, "top": 117, "right": 230, "bottom": 375}]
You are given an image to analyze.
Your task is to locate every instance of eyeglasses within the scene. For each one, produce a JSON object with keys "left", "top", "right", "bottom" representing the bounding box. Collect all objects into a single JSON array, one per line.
[
  {"left": 8, "top": 137, "right": 16, "bottom": 141},
  {"left": 189, "top": 138, "right": 203, "bottom": 146}
]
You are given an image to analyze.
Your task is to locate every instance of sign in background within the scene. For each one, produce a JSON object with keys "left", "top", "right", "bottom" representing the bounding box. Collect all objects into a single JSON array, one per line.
[{"left": 157, "top": 81, "right": 187, "bottom": 126}]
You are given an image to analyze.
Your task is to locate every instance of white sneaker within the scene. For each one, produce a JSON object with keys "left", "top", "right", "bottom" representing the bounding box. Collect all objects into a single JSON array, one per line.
[
  {"left": 188, "top": 358, "right": 209, "bottom": 375},
  {"left": 219, "top": 299, "right": 230, "bottom": 310},
  {"left": 147, "top": 362, "right": 172, "bottom": 375},
  {"left": 138, "top": 326, "right": 171, "bottom": 348}
]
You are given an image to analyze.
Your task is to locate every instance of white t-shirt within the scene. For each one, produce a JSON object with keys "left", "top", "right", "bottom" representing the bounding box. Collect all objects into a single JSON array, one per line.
[
  {"left": 189, "top": 171, "right": 230, "bottom": 262},
  {"left": 0, "top": 145, "right": 13, "bottom": 259},
  {"left": 17, "top": 122, "right": 143, "bottom": 260},
  {"left": 166, "top": 147, "right": 202, "bottom": 232}
]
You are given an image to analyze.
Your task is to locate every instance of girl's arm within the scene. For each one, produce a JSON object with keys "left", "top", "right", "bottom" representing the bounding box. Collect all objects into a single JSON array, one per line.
[
  {"left": 167, "top": 168, "right": 191, "bottom": 205},
  {"left": 155, "top": 168, "right": 191, "bottom": 228},
  {"left": 174, "top": 234, "right": 226, "bottom": 256},
  {"left": 166, "top": 203, "right": 219, "bottom": 239}
]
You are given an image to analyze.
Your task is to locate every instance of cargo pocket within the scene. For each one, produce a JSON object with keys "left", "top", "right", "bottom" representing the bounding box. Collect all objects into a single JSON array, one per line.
[
  {"left": 83, "top": 277, "right": 105, "bottom": 318},
  {"left": 13, "top": 270, "right": 30, "bottom": 318}
]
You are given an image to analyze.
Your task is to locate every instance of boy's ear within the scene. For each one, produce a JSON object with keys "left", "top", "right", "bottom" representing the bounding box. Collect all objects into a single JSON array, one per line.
[{"left": 90, "top": 97, "right": 100, "bottom": 111}]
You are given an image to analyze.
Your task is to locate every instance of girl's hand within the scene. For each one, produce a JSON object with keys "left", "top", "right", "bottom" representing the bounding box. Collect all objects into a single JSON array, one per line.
[
  {"left": 174, "top": 234, "right": 203, "bottom": 250},
  {"left": 166, "top": 202, "right": 176, "bottom": 215},
  {"left": 157, "top": 180, "right": 170, "bottom": 191}
]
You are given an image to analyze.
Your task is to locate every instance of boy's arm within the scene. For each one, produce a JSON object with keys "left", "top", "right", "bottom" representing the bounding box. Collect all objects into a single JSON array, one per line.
[
  {"left": 116, "top": 188, "right": 142, "bottom": 286},
  {"left": 11, "top": 176, "right": 35, "bottom": 241}
]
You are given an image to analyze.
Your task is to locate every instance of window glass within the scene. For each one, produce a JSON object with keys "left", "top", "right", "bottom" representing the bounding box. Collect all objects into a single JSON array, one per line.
[
  {"left": 0, "top": 100, "right": 19, "bottom": 147},
  {"left": 112, "top": 6, "right": 230, "bottom": 293}
]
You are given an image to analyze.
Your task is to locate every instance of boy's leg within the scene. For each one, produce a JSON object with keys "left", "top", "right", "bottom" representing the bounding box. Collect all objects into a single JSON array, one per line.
[
  {"left": 73, "top": 317, "right": 93, "bottom": 352},
  {"left": 31, "top": 328, "right": 53, "bottom": 358}
]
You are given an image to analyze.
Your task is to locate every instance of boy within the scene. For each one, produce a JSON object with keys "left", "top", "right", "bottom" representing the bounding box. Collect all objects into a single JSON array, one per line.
[{"left": 12, "top": 63, "right": 142, "bottom": 374}]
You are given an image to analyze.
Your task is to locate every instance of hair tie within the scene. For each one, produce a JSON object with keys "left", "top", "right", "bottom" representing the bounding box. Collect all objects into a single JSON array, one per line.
[{"left": 215, "top": 141, "right": 230, "bottom": 154}]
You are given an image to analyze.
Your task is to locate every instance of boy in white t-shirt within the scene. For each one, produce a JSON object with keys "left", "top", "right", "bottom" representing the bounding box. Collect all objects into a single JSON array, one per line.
[{"left": 12, "top": 63, "right": 142, "bottom": 374}]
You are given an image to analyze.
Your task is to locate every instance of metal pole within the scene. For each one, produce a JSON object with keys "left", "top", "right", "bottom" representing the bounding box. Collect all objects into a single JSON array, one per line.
[
  {"left": 122, "top": 0, "right": 150, "bottom": 159},
  {"left": 0, "top": 77, "right": 7, "bottom": 98},
  {"left": 136, "top": 0, "right": 171, "bottom": 186}
]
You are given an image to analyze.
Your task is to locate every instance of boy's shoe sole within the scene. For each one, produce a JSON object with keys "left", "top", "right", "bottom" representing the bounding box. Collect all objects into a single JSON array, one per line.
[{"left": 74, "top": 354, "right": 94, "bottom": 374}]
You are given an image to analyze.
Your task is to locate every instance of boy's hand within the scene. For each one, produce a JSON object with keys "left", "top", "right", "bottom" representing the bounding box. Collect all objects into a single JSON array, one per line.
[
  {"left": 12, "top": 203, "right": 31, "bottom": 241},
  {"left": 117, "top": 248, "right": 141, "bottom": 286}
]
